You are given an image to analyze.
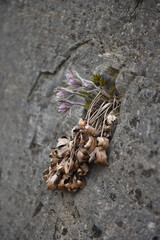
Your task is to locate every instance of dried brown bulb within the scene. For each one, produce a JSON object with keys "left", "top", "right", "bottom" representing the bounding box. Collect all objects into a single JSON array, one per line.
[
  {"left": 103, "top": 125, "right": 112, "bottom": 131},
  {"left": 77, "top": 179, "right": 85, "bottom": 189},
  {"left": 57, "top": 136, "right": 69, "bottom": 148},
  {"left": 59, "top": 174, "right": 71, "bottom": 190},
  {"left": 72, "top": 125, "right": 81, "bottom": 138},
  {"left": 84, "top": 125, "right": 96, "bottom": 136},
  {"left": 43, "top": 116, "right": 112, "bottom": 192},
  {"left": 84, "top": 136, "right": 97, "bottom": 152},
  {"left": 77, "top": 163, "right": 89, "bottom": 176},
  {"left": 79, "top": 133, "right": 86, "bottom": 146},
  {"left": 57, "top": 178, "right": 66, "bottom": 190},
  {"left": 78, "top": 118, "right": 86, "bottom": 127},
  {"left": 43, "top": 168, "right": 49, "bottom": 180},
  {"left": 56, "top": 159, "right": 66, "bottom": 173},
  {"left": 81, "top": 163, "right": 89, "bottom": 174},
  {"left": 88, "top": 151, "right": 96, "bottom": 163},
  {"left": 76, "top": 149, "right": 85, "bottom": 163},
  {"left": 43, "top": 168, "right": 49, "bottom": 175},
  {"left": 62, "top": 175, "right": 85, "bottom": 192},
  {"left": 107, "top": 114, "right": 117, "bottom": 124},
  {"left": 55, "top": 137, "right": 69, "bottom": 158},
  {"left": 97, "top": 137, "right": 109, "bottom": 150},
  {"left": 50, "top": 148, "right": 58, "bottom": 158},
  {"left": 49, "top": 165, "right": 56, "bottom": 173},
  {"left": 68, "top": 140, "right": 73, "bottom": 154},
  {"left": 94, "top": 147, "right": 109, "bottom": 165},
  {"left": 46, "top": 174, "right": 59, "bottom": 190},
  {"left": 77, "top": 147, "right": 89, "bottom": 161},
  {"left": 64, "top": 158, "right": 74, "bottom": 174},
  {"left": 50, "top": 157, "right": 59, "bottom": 165},
  {"left": 69, "top": 176, "right": 80, "bottom": 191}
]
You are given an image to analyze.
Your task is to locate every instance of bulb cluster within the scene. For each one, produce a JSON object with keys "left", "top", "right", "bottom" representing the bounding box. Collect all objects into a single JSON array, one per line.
[{"left": 43, "top": 116, "right": 117, "bottom": 192}]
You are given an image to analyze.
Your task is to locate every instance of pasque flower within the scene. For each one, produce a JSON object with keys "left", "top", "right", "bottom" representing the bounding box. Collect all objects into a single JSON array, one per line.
[
  {"left": 82, "top": 79, "right": 97, "bottom": 91},
  {"left": 54, "top": 69, "right": 113, "bottom": 117},
  {"left": 66, "top": 70, "right": 82, "bottom": 88},
  {"left": 59, "top": 102, "right": 72, "bottom": 111},
  {"left": 58, "top": 102, "right": 73, "bottom": 115},
  {"left": 66, "top": 72, "right": 76, "bottom": 79},
  {"left": 66, "top": 70, "right": 97, "bottom": 91},
  {"left": 68, "top": 79, "right": 82, "bottom": 88},
  {"left": 68, "top": 78, "right": 82, "bottom": 88},
  {"left": 58, "top": 100, "right": 84, "bottom": 115},
  {"left": 55, "top": 87, "right": 73, "bottom": 100}
]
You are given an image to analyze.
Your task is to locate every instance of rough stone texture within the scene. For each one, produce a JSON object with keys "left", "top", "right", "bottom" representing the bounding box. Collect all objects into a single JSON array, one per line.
[{"left": 0, "top": 1, "right": 160, "bottom": 240}]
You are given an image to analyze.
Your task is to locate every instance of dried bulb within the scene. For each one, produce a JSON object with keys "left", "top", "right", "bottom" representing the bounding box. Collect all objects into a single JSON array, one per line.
[
  {"left": 84, "top": 136, "right": 97, "bottom": 152},
  {"left": 97, "top": 137, "right": 109, "bottom": 150},
  {"left": 94, "top": 147, "right": 108, "bottom": 165},
  {"left": 76, "top": 149, "right": 85, "bottom": 163},
  {"left": 43, "top": 115, "right": 112, "bottom": 192},
  {"left": 88, "top": 151, "right": 96, "bottom": 163},
  {"left": 46, "top": 174, "right": 59, "bottom": 190},
  {"left": 78, "top": 118, "right": 86, "bottom": 127},
  {"left": 107, "top": 114, "right": 117, "bottom": 124},
  {"left": 84, "top": 125, "right": 96, "bottom": 136},
  {"left": 57, "top": 137, "right": 69, "bottom": 148},
  {"left": 72, "top": 125, "right": 81, "bottom": 138}
]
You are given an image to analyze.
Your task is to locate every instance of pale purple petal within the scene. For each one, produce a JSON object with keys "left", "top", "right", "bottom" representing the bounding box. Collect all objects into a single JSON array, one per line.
[
  {"left": 68, "top": 79, "right": 82, "bottom": 88},
  {"left": 66, "top": 73, "right": 75, "bottom": 79},
  {"left": 82, "top": 80, "right": 96, "bottom": 90},
  {"left": 59, "top": 103, "right": 70, "bottom": 111},
  {"left": 56, "top": 91, "right": 64, "bottom": 98},
  {"left": 56, "top": 89, "right": 72, "bottom": 99}
]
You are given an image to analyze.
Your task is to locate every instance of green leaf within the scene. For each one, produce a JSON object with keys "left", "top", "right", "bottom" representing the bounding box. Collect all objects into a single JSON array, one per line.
[
  {"left": 84, "top": 99, "right": 92, "bottom": 110},
  {"left": 78, "top": 91, "right": 90, "bottom": 96},
  {"left": 91, "top": 73, "right": 105, "bottom": 87},
  {"left": 109, "top": 87, "right": 115, "bottom": 94}
]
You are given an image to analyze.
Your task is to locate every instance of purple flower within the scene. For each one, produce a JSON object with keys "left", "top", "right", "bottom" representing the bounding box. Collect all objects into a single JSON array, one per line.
[
  {"left": 68, "top": 79, "right": 82, "bottom": 88},
  {"left": 58, "top": 101, "right": 74, "bottom": 115},
  {"left": 82, "top": 80, "right": 97, "bottom": 91},
  {"left": 66, "top": 72, "right": 75, "bottom": 79},
  {"left": 58, "top": 99, "right": 84, "bottom": 115},
  {"left": 56, "top": 89, "right": 73, "bottom": 99},
  {"left": 65, "top": 70, "right": 82, "bottom": 89},
  {"left": 66, "top": 70, "right": 96, "bottom": 91},
  {"left": 59, "top": 103, "right": 71, "bottom": 111}
]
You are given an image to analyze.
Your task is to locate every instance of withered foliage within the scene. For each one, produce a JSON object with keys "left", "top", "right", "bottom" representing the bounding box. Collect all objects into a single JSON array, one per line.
[{"left": 43, "top": 114, "right": 117, "bottom": 192}]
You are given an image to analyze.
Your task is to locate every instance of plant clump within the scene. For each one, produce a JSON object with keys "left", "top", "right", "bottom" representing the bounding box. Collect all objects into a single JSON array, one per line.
[{"left": 43, "top": 69, "right": 120, "bottom": 192}]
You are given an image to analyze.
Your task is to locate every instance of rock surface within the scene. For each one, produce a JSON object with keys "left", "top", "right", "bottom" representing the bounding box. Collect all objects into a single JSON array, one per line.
[{"left": 0, "top": 1, "right": 160, "bottom": 239}]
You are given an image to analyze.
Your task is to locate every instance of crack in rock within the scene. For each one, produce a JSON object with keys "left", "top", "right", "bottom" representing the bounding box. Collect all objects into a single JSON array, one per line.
[{"left": 27, "top": 39, "right": 92, "bottom": 101}]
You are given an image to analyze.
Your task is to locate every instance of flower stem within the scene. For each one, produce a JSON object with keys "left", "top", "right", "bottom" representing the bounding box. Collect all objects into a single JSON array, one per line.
[
  {"left": 74, "top": 92, "right": 92, "bottom": 101},
  {"left": 74, "top": 103, "right": 85, "bottom": 107}
]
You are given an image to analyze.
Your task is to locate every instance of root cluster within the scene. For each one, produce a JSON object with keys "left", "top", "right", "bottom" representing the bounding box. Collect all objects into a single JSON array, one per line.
[{"left": 43, "top": 116, "right": 116, "bottom": 192}]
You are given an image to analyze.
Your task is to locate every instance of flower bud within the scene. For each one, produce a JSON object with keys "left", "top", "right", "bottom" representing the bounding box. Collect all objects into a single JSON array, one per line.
[
  {"left": 66, "top": 70, "right": 82, "bottom": 88},
  {"left": 82, "top": 80, "right": 97, "bottom": 91},
  {"left": 68, "top": 79, "right": 82, "bottom": 88},
  {"left": 66, "top": 72, "right": 75, "bottom": 79},
  {"left": 58, "top": 102, "right": 72, "bottom": 112},
  {"left": 56, "top": 89, "right": 72, "bottom": 99}
]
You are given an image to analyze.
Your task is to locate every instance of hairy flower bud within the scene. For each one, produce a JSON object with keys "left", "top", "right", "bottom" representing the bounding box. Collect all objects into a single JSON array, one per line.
[
  {"left": 66, "top": 72, "right": 75, "bottom": 79},
  {"left": 66, "top": 70, "right": 82, "bottom": 88},
  {"left": 82, "top": 80, "right": 97, "bottom": 91},
  {"left": 58, "top": 102, "right": 72, "bottom": 113},
  {"left": 56, "top": 89, "right": 73, "bottom": 100},
  {"left": 68, "top": 79, "right": 82, "bottom": 88}
]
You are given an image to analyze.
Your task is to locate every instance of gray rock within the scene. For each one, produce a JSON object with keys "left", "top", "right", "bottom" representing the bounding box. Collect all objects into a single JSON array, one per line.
[{"left": 0, "top": 0, "right": 159, "bottom": 240}]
